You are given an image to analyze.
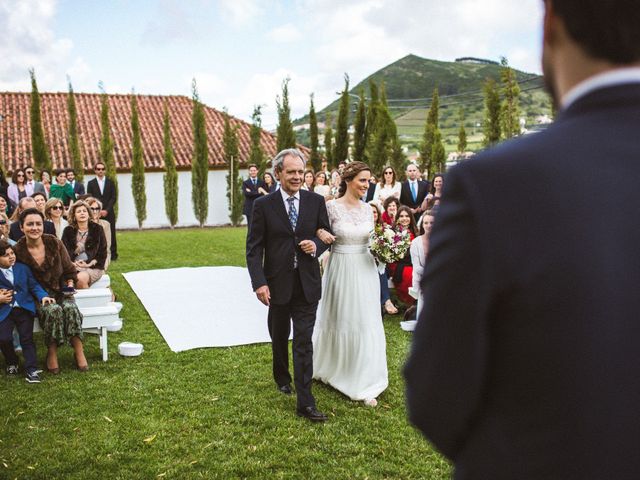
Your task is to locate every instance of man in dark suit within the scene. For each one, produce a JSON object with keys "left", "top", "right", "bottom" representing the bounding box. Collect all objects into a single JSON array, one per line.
[
  {"left": 66, "top": 168, "right": 85, "bottom": 196},
  {"left": 404, "top": 1, "right": 640, "bottom": 478},
  {"left": 242, "top": 164, "right": 266, "bottom": 228},
  {"left": 246, "top": 148, "right": 333, "bottom": 422},
  {"left": 399, "top": 163, "right": 428, "bottom": 221},
  {"left": 86, "top": 162, "right": 118, "bottom": 261},
  {"left": 364, "top": 178, "right": 376, "bottom": 202}
]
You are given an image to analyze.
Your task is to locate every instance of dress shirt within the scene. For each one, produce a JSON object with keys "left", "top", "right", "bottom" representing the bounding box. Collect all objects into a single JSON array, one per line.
[
  {"left": 280, "top": 189, "right": 300, "bottom": 216},
  {"left": 562, "top": 67, "right": 640, "bottom": 110},
  {"left": 1, "top": 266, "right": 18, "bottom": 307},
  {"left": 96, "top": 177, "right": 106, "bottom": 195}
]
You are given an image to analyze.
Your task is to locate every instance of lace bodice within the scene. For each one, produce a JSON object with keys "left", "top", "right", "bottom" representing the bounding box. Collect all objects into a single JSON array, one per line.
[{"left": 326, "top": 200, "right": 374, "bottom": 247}]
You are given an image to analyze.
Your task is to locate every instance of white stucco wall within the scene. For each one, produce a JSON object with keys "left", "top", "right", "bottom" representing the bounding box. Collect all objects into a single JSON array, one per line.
[{"left": 86, "top": 169, "right": 249, "bottom": 229}]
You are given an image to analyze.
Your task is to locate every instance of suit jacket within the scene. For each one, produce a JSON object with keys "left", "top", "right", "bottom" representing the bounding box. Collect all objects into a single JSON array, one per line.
[
  {"left": 71, "top": 180, "right": 85, "bottom": 196},
  {"left": 404, "top": 83, "right": 640, "bottom": 479},
  {"left": 9, "top": 220, "right": 56, "bottom": 242},
  {"left": 0, "top": 262, "right": 48, "bottom": 322},
  {"left": 365, "top": 180, "right": 376, "bottom": 202},
  {"left": 399, "top": 179, "right": 429, "bottom": 209},
  {"left": 246, "top": 189, "right": 331, "bottom": 305},
  {"left": 87, "top": 177, "right": 116, "bottom": 215},
  {"left": 242, "top": 178, "right": 267, "bottom": 216},
  {"left": 29, "top": 181, "right": 46, "bottom": 195}
]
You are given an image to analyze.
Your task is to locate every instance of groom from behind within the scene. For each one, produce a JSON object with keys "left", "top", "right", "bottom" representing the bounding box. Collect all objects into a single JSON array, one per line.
[{"left": 246, "top": 149, "right": 333, "bottom": 422}]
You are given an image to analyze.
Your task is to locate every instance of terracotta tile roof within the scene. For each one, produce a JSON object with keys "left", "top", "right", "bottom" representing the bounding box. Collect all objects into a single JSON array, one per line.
[{"left": 0, "top": 92, "right": 307, "bottom": 173}]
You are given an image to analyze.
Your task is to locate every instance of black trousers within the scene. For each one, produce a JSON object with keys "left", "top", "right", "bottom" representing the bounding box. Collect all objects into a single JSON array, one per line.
[
  {"left": 268, "top": 269, "right": 318, "bottom": 410},
  {"left": 0, "top": 308, "right": 37, "bottom": 373},
  {"left": 106, "top": 211, "right": 118, "bottom": 259}
]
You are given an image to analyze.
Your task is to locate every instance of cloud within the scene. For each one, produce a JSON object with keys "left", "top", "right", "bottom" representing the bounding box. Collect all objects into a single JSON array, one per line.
[
  {"left": 141, "top": 0, "right": 201, "bottom": 45},
  {"left": 0, "top": 0, "right": 76, "bottom": 91},
  {"left": 217, "top": 0, "right": 263, "bottom": 27},
  {"left": 267, "top": 23, "right": 302, "bottom": 43}
]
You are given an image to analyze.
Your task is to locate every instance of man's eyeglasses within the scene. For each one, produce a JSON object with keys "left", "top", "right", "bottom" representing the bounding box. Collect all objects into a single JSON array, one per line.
[
  {"left": 95, "top": 168, "right": 105, "bottom": 172},
  {"left": 51, "top": 206, "right": 63, "bottom": 211},
  {"left": 25, "top": 170, "right": 34, "bottom": 175}
]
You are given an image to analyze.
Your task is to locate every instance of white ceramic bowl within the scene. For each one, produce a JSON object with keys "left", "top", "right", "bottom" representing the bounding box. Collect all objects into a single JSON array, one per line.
[
  {"left": 400, "top": 320, "right": 417, "bottom": 332},
  {"left": 107, "top": 319, "right": 123, "bottom": 332},
  {"left": 118, "top": 342, "right": 143, "bottom": 357}
]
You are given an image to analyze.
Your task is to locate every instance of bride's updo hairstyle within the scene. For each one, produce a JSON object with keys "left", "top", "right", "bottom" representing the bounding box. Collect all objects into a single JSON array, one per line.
[{"left": 338, "top": 161, "right": 371, "bottom": 198}]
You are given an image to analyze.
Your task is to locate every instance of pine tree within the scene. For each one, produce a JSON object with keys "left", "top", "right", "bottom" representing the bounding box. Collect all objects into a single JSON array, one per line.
[
  {"left": 367, "top": 83, "right": 397, "bottom": 177},
  {"left": 352, "top": 89, "right": 367, "bottom": 163},
  {"left": 67, "top": 79, "right": 84, "bottom": 181},
  {"left": 276, "top": 78, "right": 296, "bottom": 151},
  {"left": 364, "top": 80, "right": 380, "bottom": 160},
  {"left": 308, "top": 95, "right": 321, "bottom": 172},
  {"left": 249, "top": 106, "right": 267, "bottom": 177},
  {"left": 99, "top": 86, "right": 118, "bottom": 219},
  {"left": 29, "top": 69, "right": 51, "bottom": 173},
  {"left": 130, "top": 93, "right": 146, "bottom": 229},
  {"left": 457, "top": 107, "right": 468, "bottom": 153},
  {"left": 419, "top": 88, "right": 440, "bottom": 173},
  {"left": 324, "top": 113, "right": 334, "bottom": 169},
  {"left": 223, "top": 110, "right": 243, "bottom": 226},
  {"left": 483, "top": 78, "right": 502, "bottom": 147},
  {"left": 162, "top": 102, "right": 178, "bottom": 228},
  {"left": 500, "top": 57, "right": 521, "bottom": 139},
  {"left": 431, "top": 129, "right": 446, "bottom": 173},
  {"left": 191, "top": 79, "right": 209, "bottom": 227},
  {"left": 333, "top": 74, "right": 350, "bottom": 164}
]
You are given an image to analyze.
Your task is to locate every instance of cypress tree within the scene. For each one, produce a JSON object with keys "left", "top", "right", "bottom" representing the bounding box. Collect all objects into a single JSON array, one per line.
[
  {"left": 364, "top": 80, "right": 380, "bottom": 159},
  {"left": 368, "top": 82, "right": 398, "bottom": 177},
  {"left": 500, "top": 57, "right": 521, "bottom": 139},
  {"left": 29, "top": 69, "right": 51, "bottom": 173},
  {"left": 99, "top": 86, "right": 118, "bottom": 219},
  {"left": 67, "top": 79, "right": 83, "bottom": 181},
  {"left": 419, "top": 88, "right": 440, "bottom": 173},
  {"left": 352, "top": 89, "right": 367, "bottom": 163},
  {"left": 191, "top": 79, "right": 209, "bottom": 227},
  {"left": 457, "top": 107, "right": 468, "bottom": 153},
  {"left": 324, "top": 113, "right": 334, "bottom": 169},
  {"left": 130, "top": 93, "right": 146, "bottom": 229},
  {"left": 276, "top": 78, "right": 296, "bottom": 151},
  {"left": 431, "top": 129, "right": 446, "bottom": 174},
  {"left": 483, "top": 78, "right": 502, "bottom": 147},
  {"left": 249, "top": 106, "right": 267, "bottom": 177},
  {"left": 162, "top": 102, "right": 178, "bottom": 228},
  {"left": 333, "top": 74, "right": 350, "bottom": 164},
  {"left": 308, "top": 95, "right": 321, "bottom": 172},
  {"left": 223, "top": 110, "right": 243, "bottom": 226}
]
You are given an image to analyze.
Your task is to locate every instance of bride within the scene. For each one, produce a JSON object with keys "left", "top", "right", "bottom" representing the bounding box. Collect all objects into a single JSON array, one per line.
[{"left": 313, "top": 161, "right": 388, "bottom": 406}]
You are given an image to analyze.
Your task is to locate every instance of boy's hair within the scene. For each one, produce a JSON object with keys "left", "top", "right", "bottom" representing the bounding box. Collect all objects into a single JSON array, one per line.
[{"left": 0, "top": 239, "right": 13, "bottom": 257}]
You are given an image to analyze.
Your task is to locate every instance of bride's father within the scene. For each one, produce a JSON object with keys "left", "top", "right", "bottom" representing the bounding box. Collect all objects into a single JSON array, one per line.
[{"left": 246, "top": 148, "right": 333, "bottom": 422}]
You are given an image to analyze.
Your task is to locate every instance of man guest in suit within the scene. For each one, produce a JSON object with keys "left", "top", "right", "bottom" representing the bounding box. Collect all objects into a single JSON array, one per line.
[
  {"left": 399, "top": 163, "right": 428, "bottom": 221},
  {"left": 246, "top": 149, "right": 333, "bottom": 422},
  {"left": 66, "top": 168, "right": 85, "bottom": 196},
  {"left": 87, "top": 162, "right": 118, "bottom": 261},
  {"left": 242, "top": 164, "right": 266, "bottom": 228},
  {"left": 23, "top": 166, "right": 45, "bottom": 196},
  {"left": 404, "top": 1, "right": 640, "bottom": 478}
]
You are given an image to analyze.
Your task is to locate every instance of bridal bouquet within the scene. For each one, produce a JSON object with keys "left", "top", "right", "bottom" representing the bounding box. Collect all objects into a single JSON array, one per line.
[{"left": 369, "top": 224, "right": 411, "bottom": 272}]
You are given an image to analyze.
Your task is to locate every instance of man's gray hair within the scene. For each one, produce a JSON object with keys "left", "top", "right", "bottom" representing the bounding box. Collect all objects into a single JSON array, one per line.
[{"left": 272, "top": 148, "right": 306, "bottom": 174}]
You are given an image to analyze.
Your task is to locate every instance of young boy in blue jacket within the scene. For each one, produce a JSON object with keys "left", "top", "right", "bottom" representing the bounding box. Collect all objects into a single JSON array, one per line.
[{"left": 0, "top": 239, "right": 54, "bottom": 383}]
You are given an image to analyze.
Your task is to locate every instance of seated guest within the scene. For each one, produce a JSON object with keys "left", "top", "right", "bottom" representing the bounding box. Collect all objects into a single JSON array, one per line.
[
  {"left": 329, "top": 170, "right": 341, "bottom": 198},
  {"left": 85, "top": 197, "right": 112, "bottom": 269},
  {"left": 49, "top": 169, "right": 75, "bottom": 207},
  {"left": 62, "top": 200, "right": 107, "bottom": 289},
  {"left": 9, "top": 197, "right": 56, "bottom": 242},
  {"left": 410, "top": 211, "right": 435, "bottom": 317},
  {"left": 0, "top": 239, "right": 55, "bottom": 383},
  {"left": 313, "top": 172, "right": 331, "bottom": 198},
  {"left": 370, "top": 201, "right": 398, "bottom": 315},
  {"left": 40, "top": 170, "right": 51, "bottom": 197},
  {"left": 44, "top": 198, "right": 68, "bottom": 239},
  {"left": 32, "top": 192, "right": 47, "bottom": 214},
  {"left": 301, "top": 169, "right": 315, "bottom": 191},
  {"left": 389, "top": 206, "right": 418, "bottom": 307},
  {"left": 14, "top": 208, "right": 87, "bottom": 374},
  {"left": 0, "top": 212, "right": 14, "bottom": 246},
  {"left": 7, "top": 168, "right": 31, "bottom": 208},
  {"left": 259, "top": 172, "right": 278, "bottom": 194},
  {"left": 0, "top": 195, "right": 12, "bottom": 217},
  {"left": 381, "top": 196, "right": 400, "bottom": 226}
]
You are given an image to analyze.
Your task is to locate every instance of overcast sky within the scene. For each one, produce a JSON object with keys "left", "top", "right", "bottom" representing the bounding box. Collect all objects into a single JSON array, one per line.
[{"left": 0, "top": 0, "right": 544, "bottom": 128}]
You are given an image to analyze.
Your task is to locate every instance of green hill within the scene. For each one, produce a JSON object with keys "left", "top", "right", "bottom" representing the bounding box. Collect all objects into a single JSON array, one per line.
[{"left": 295, "top": 54, "right": 553, "bottom": 153}]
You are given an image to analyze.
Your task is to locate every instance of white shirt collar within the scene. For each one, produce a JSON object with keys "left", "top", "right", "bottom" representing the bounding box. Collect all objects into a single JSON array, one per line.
[
  {"left": 280, "top": 189, "right": 300, "bottom": 202},
  {"left": 562, "top": 67, "right": 640, "bottom": 110}
]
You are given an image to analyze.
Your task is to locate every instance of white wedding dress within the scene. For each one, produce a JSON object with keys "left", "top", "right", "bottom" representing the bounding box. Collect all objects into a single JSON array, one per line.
[{"left": 313, "top": 200, "right": 388, "bottom": 401}]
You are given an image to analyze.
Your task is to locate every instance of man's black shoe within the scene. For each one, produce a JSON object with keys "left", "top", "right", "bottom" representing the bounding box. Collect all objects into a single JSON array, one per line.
[
  {"left": 296, "top": 406, "right": 328, "bottom": 422},
  {"left": 278, "top": 384, "right": 293, "bottom": 395}
]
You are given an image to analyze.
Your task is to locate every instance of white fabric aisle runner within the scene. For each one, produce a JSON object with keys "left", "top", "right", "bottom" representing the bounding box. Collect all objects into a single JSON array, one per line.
[{"left": 123, "top": 266, "right": 271, "bottom": 352}]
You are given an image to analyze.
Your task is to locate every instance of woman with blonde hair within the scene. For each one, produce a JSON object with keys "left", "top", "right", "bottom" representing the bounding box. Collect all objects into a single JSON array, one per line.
[
  {"left": 44, "top": 198, "right": 68, "bottom": 239},
  {"left": 84, "top": 197, "right": 112, "bottom": 269}
]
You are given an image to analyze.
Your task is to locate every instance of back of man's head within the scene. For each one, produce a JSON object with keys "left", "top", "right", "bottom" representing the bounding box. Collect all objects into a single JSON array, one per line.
[{"left": 552, "top": 0, "right": 640, "bottom": 64}]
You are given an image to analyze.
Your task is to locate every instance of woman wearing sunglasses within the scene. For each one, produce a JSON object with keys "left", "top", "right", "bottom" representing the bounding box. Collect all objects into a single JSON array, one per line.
[
  {"left": 7, "top": 169, "right": 32, "bottom": 209},
  {"left": 84, "top": 197, "right": 111, "bottom": 270},
  {"left": 44, "top": 198, "right": 68, "bottom": 239},
  {"left": 373, "top": 166, "right": 401, "bottom": 204}
]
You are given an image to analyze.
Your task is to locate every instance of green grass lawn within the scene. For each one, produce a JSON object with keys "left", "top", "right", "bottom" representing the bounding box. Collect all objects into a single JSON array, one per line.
[{"left": 1, "top": 227, "right": 450, "bottom": 479}]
